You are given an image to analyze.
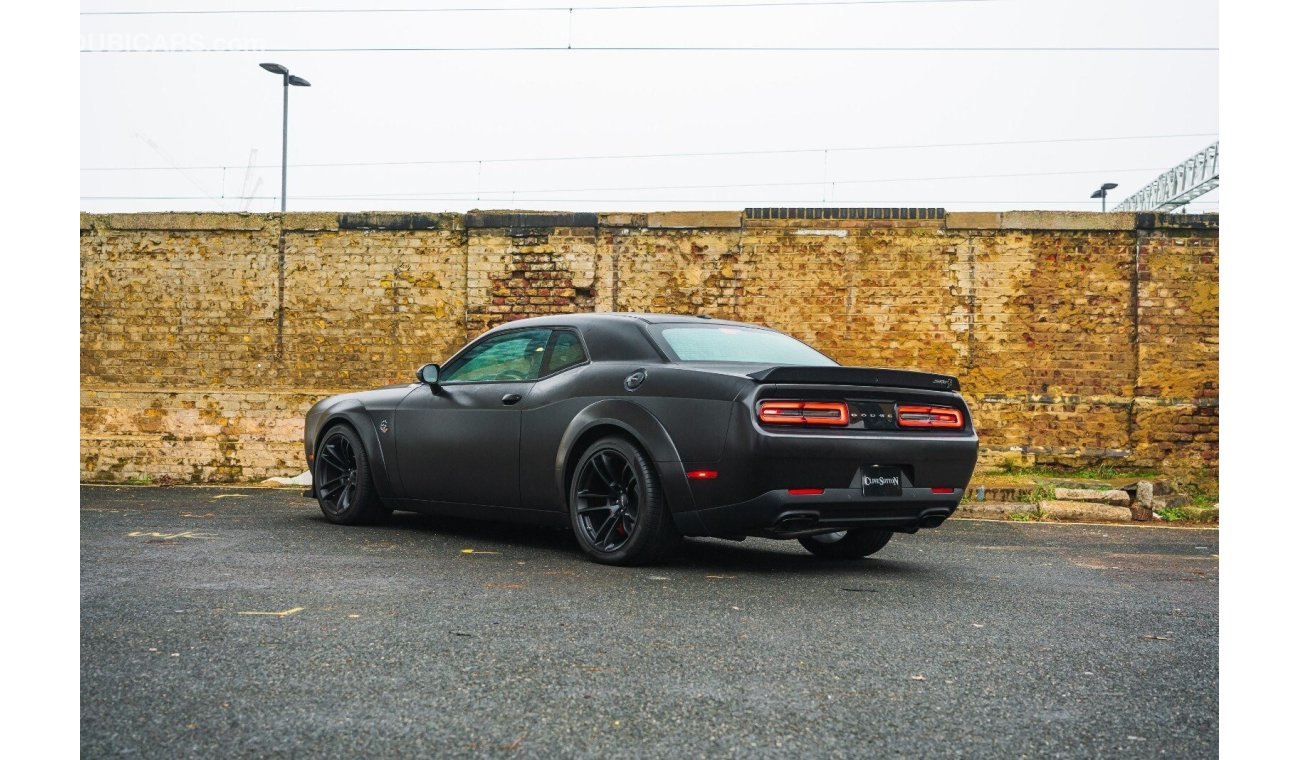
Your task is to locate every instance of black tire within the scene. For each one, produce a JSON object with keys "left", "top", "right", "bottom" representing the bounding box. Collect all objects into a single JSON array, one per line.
[
  {"left": 569, "top": 436, "right": 681, "bottom": 566},
  {"left": 798, "top": 529, "right": 893, "bottom": 559},
  {"left": 314, "top": 424, "right": 390, "bottom": 525}
]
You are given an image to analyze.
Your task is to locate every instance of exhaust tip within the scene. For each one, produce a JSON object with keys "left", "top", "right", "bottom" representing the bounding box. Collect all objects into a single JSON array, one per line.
[
  {"left": 918, "top": 508, "right": 951, "bottom": 528},
  {"left": 772, "top": 511, "right": 820, "bottom": 533}
]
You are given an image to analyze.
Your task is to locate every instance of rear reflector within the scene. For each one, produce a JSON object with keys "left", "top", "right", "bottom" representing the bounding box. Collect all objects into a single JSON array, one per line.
[
  {"left": 788, "top": 488, "right": 825, "bottom": 496},
  {"left": 686, "top": 469, "right": 718, "bottom": 480},
  {"left": 758, "top": 400, "right": 850, "bottom": 426},
  {"left": 897, "top": 405, "right": 964, "bottom": 430},
  {"left": 931, "top": 487, "right": 955, "bottom": 494}
]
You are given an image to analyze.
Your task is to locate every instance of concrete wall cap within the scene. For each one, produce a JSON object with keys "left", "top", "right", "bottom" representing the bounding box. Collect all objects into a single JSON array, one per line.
[
  {"left": 1000, "top": 211, "right": 1137, "bottom": 231},
  {"left": 101, "top": 212, "right": 269, "bottom": 232},
  {"left": 647, "top": 211, "right": 743, "bottom": 229}
]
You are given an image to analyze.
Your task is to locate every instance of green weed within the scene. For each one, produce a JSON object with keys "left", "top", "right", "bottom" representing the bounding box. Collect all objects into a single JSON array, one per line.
[
  {"left": 1019, "top": 483, "right": 1056, "bottom": 503},
  {"left": 1156, "top": 506, "right": 1188, "bottom": 522},
  {"left": 996, "top": 463, "right": 1161, "bottom": 481}
]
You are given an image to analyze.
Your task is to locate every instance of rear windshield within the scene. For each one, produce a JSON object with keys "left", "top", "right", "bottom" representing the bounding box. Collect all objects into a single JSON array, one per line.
[{"left": 653, "top": 324, "right": 837, "bottom": 365}]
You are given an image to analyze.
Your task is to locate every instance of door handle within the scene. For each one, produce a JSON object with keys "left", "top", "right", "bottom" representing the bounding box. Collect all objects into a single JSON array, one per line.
[{"left": 501, "top": 393, "right": 522, "bottom": 405}]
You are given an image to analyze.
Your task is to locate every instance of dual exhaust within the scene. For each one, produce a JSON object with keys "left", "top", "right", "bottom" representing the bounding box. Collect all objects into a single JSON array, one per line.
[{"left": 767, "top": 508, "right": 951, "bottom": 538}]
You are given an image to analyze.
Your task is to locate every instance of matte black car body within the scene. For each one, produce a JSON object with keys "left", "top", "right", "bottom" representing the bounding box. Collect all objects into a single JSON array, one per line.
[{"left": 304, "top": 313, "right": 978, "bottom": 562}]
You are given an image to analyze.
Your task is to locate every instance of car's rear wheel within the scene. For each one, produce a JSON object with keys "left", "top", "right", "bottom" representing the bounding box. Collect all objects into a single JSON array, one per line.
[
  {"left": 798, "top": 528, "right": 892, "bottom": 559},
  {"left": 314, "top": 424, "right": 389, "bottom": 525},
  {"left": 569, "top": 436, "right": 681, "bottom": 565}
]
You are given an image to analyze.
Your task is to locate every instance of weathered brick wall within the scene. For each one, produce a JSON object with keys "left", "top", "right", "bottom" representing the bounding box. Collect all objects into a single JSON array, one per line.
[{"left": 80, "top": 209, "right": 1218, "bottom": 483}]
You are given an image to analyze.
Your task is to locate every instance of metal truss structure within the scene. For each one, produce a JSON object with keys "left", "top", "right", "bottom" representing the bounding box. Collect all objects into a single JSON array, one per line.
[{"left": 1114, "top": 141, "right": 1219, "bottom": 212}]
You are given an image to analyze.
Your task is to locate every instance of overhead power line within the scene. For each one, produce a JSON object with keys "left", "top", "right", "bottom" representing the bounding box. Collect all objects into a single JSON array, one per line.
[
  {"left": 285, "top": 166, "right": 1171, "bottom": 199},
  {"left": 78, "top": 195, "right": 1220, "bottom": 205},
  {"left": 80, "top": 132, "right": 1218, "bottom": 172},
  {"left": 81, "top": 0, "right": 1011, "bottom": 16},
  {"left": 81, "top": 44, "right": 1217, "bottom": 54}
]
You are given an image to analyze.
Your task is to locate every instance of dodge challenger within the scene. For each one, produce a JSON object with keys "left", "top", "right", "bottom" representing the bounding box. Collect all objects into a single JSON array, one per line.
[{"left": 304, "top": 313, "right": 978, "bottom": 565}]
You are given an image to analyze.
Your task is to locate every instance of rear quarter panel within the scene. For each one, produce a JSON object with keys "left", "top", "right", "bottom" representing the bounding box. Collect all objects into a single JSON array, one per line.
[{"left": 519, "top": 363, "right": 745, "bottom": 511}]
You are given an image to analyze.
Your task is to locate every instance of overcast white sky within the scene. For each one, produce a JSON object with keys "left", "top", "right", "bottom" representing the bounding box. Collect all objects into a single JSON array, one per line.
[{"left": 79, "top": 0, "right": 1218, "bottom": 213}]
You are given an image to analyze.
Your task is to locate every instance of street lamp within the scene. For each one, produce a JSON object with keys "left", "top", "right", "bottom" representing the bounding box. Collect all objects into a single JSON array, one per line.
[
  {"left": 1090, "top": 182, "right": 1119, "bottom": 212},
  {"left": 259, "top": 63, "right": 311, "bottom": 212}
]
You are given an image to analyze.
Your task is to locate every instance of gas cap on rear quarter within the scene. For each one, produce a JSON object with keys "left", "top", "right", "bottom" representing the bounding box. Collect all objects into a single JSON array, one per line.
[{"left": 624, "top": 369, "right": 647, "bottom": 391}]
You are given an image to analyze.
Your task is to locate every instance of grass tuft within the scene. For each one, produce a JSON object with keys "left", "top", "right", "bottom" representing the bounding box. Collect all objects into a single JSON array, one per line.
[
  {"left": 995, "top": 463, "right": 1162, "bottom": 482},
  {"left": 1019, "top": 483, "right": 1056, "bottom": 503}
]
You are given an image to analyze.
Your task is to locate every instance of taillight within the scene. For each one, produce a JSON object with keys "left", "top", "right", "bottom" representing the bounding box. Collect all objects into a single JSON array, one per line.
[
  {"left": 758, "top": 400, "right": 849, "bottom": 426},
  {"left": 897, "top": 405, "right": 964, "bottom": 430}
]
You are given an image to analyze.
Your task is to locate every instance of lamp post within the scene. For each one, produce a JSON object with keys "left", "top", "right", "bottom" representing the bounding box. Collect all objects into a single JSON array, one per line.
[
  {"left": 1090, "top": 182, "right": 1118, "bottom": 212},
  {"left": 259, "top": 63, "right": 311, "bottom": 212}
]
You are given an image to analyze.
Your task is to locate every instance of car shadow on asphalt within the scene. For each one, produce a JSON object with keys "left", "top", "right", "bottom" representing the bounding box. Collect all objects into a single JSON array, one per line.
[
  {"left": 377, "top": 511, "right": 578, "bottom": 551},
  {"left": 313, "top": 511, "right": 931, "bottom": 576},
  {"left": 677, "top": 538, "right": 931, "bottom": 577}
]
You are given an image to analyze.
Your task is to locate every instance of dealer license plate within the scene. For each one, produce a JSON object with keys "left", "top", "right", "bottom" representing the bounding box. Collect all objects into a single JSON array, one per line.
[{"left": 862, "top": 465, "right": 904, "bottom": 497}]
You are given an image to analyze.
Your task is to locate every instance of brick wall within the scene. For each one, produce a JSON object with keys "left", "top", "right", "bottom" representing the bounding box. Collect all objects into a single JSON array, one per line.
[{"left": 79, "top": 209, "right": 1219, "bottom": 482}]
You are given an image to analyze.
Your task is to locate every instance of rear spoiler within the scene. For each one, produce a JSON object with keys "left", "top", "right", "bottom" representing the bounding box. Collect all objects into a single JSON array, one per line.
[{"left": 747, "top": 366, "right": 960, "bottom": 392}]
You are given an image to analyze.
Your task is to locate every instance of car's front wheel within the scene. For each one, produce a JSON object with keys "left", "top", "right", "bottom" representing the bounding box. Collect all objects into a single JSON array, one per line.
[
  {"left": 569, "top": 436, "right": 681, "bottom": 565},
  {"left": 314, "top": 424, "right": 390, "bottom": 525},
  {"left": 798, "top": 528, "right": 892, "bottom": 559}
]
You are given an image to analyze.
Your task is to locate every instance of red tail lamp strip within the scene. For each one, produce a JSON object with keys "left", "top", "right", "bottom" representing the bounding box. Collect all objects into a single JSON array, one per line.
[
  {"left": 896, "top": 405, "right": 964, "bottom": 429},
  {"left": 758, "top": 400, "right": 850, "bottom": 426},
  {"left": 788, "top": 488, "right": 825, "bottom": 496},
  {"left": 686, "top": 470, "right": 718, "bottom": 480}
]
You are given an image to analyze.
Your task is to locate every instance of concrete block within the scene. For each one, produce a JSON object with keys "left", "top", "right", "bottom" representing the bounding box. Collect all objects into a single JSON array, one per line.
[
  {"left": 953, "top": 501, "right": 1035, "bottom": 520},
  {"left": 1136, "top": 481, "right": 1155, "bottom": 509},
  {"left": 1054, "top": 488, "right": 1132, "bottom": 505},
  {"left": 1039, "top": 500, "right": 1133, "bottom": 522}
]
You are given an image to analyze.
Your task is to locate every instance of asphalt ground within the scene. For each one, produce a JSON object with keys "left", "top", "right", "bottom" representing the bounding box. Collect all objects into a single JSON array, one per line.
[{"left": 81, "top": 486, "right": 1218, "bottom": 758}]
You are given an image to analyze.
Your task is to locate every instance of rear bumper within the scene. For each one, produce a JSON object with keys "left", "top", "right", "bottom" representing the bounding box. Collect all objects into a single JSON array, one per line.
[
  {"left": 681, "top": 393, "right": 978, "bottom": 515},
  {"left": 673, "top": 486, "right": 963, "bottom": 537}
]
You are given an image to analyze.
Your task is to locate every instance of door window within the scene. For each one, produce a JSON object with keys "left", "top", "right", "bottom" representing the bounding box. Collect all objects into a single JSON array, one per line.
[{"left": 440, "top": 328, "right": 552, "bottom": 383}]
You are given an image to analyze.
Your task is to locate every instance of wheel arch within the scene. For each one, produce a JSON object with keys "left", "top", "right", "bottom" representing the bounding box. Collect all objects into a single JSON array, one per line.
[
  {"left": 554, "top": 400, "right": 696, "bottom": 515},
  {"left": 310, "top": 402, "right": 397, "bottom": 499}
]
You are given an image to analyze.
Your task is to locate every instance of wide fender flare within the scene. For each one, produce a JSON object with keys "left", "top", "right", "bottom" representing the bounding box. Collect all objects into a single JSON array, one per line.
[
  {"left": 553, "top": 400, "right": 696, "bottom": 514},
  {"left": 314, "top": 400, "right": 397, "bottom": 499}
]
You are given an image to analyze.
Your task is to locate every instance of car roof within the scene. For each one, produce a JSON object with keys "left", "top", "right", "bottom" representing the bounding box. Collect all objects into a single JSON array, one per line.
[{"left": 485, "top": 312, "right": 765, "bottom": 330}]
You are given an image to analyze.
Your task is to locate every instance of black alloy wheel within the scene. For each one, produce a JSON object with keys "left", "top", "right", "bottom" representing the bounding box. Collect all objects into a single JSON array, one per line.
[
  {"left": 570, "top": 436, "right": 680, "bottom": 565},
  {"left": 314, "top": 425, "right": 388, "bottom": 525},
  {"left": 574, "top": 448, "right": 641, "bottom": 553}
]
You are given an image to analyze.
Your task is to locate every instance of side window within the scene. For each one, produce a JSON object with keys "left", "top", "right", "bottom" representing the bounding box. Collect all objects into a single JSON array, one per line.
[
  {"left": 440, "top": 328, "right": 551, "bottom": 383},
  {"left": 543, "top": 330, "right": 588, "bottom": 376}
]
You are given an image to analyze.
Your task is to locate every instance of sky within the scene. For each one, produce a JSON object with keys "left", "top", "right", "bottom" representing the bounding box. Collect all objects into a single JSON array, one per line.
[{"left": 79, "top": 0, "right": 1218, "bottom": 214}]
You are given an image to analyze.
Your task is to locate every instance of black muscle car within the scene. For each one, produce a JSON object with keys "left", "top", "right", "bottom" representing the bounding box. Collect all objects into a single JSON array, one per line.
[{"left": 305, "top": 313, "right": 978, "bottom": 565}]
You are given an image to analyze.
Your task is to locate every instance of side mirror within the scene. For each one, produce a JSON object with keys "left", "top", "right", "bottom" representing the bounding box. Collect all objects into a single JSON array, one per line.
[{"left": 416, "top": 363, "right": 440, "bottom": 385}]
